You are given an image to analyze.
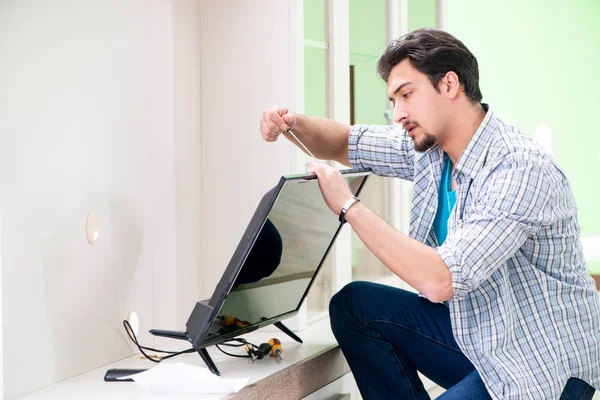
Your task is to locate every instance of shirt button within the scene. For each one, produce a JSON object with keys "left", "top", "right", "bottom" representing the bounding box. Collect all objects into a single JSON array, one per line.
[{"left": 429, "top": 207, "right": 435, "bottom": 213}]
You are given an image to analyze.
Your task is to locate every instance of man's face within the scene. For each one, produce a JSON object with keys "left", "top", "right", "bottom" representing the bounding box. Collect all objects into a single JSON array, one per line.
[{"left": 387, "top": 59, "right": 448, "bottom": 152}]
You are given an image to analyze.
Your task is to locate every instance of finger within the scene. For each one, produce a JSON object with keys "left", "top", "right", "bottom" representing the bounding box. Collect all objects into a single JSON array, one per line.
[
  {"left": 265, "top": 118, "right": 283, "bottom": 134},
  {"left": 268, "top": 115, "right": 287, "bottom": 133},
  {"left": 281, "top": 113, "right": 294, "bottom": 128},
  {"left": 307, "top": 163, "right": 319, "bottom": 175},
  {"left": 262, "top": 121, "right": 280, "bottom": 142},
  {"left": 275, "top": 106, "right": 289, "bottom": 117},
  {"left": 309, "top": 162, "right": 327, "bottom": 176},
  {"left": 264, "top": 116, "right": 284, "bottom": 139},
  {"left": 269, "top": 106, "right": 289, "bottom": 131}
]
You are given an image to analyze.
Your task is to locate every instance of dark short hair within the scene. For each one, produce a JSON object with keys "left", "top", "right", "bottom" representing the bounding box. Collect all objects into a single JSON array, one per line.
[{"left": 377, "top": 28, "right": 482, "bottom": 103}]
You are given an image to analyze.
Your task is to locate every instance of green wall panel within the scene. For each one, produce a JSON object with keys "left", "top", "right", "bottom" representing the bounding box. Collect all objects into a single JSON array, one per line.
[
  {"left": 408, "top": 0, "right": 436, "bottom": 31},
  {"left": 304, "top": 0, "right": 326, "bottom": 42},
  {"left": 349, "top": 0, "right": 387, "bottom": 56},
  {"left": 589, "top": 261, "right": 600, "bottom": 275},
  {"left": 349, "top": 0, "right": 388, "bottom": 125},
  {"left": 350, "top": 54, "right": 388, "bottom": 125},
  {"left": 447, "top": 0, "right": 600, "bottom": 237},
  {"left": 304, "top": 46, "right": 327, "bottom": 118}
]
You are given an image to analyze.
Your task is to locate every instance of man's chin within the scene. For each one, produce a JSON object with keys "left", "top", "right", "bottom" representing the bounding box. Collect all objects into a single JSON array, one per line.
[
  {"left": 414, "top": 146, "right": 428, "bottom": 153},
  {"left": 413, "top": 137, "right": 436, "bottom": 153}
]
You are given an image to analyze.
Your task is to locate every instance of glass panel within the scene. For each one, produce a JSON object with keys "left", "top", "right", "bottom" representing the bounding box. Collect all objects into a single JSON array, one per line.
[
  {"left": 303, "top": 1, "right": 330, "bottom": 317},
  {"left": 351, "top": 176, "right": 392, "bottom": 281},
  {"left": 302, "top": 46, "right": 327, "bottom": 171},
  {"left": 349, "top": 0, "right": 393, "bottom": 283}
]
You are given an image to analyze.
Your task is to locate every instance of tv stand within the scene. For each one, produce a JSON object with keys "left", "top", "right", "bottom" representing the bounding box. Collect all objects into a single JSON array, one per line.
[
  {"left": 148, "top": 328, "right": 222, "bottom": 376},
  {"left": 274, "top": 321, "right": 303, "bottom": 343},
  {"left": 198, "top": 347, "right": 220, "bottom": 376},
  {"left": 149, "top": 320, "right": 302, "bottom": 376}
]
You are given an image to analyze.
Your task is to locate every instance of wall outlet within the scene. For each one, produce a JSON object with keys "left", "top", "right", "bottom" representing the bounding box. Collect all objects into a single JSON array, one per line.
[{"left": 127, "top": 311, "right": 139, "bottom": 336}]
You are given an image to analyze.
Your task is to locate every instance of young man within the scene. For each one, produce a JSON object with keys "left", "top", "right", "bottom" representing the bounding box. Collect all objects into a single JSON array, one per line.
[{"left": 259, "top": 29, "right": 600, "bottom": 399}]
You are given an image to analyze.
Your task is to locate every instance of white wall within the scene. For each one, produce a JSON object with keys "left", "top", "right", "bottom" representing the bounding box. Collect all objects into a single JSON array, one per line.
[
  {"left": 171, "top": 0, "right": 204, "bottom": 331},
  {"left": 0, "top": 1, "right": 299, "bottom": 398},
  {"left": 198, "top": 2, "right": 300, "bottom": 296},
  {"left": 1, "top": 206, "right": 4, "bottom": 398},
  {"left": 0, "top": 1, "right": 177, "bottom": 397}
]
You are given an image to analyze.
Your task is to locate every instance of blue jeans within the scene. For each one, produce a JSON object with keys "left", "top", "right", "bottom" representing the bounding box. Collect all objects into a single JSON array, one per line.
[{"left": 329, "top": 281, "right": 596, "bottom": 399}]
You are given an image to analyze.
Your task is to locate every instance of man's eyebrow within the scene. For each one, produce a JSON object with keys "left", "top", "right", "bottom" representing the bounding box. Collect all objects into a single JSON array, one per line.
[{"left": 388, "top": 82, "right": 412, "bottom": 101}]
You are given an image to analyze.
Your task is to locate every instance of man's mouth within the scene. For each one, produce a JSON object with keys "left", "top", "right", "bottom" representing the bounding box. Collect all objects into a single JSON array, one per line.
[{"left": 405, "top": 124, "right": 417, "bottom": 137}]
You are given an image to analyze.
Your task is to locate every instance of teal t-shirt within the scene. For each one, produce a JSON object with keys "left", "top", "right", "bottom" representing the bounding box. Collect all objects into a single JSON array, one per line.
[{"left": 433, "top": 156, "right": 456, "bottom": 245}]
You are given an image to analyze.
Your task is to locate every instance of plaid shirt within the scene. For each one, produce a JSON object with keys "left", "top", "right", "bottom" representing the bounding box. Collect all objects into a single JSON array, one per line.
[{"left": 348, "top": 105, "right": 600, "bottom": 399}]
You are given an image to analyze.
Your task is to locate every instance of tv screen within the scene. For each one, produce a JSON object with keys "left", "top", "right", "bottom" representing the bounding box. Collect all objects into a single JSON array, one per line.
[{"left": 185, "top": 168, "right": 371, "bottom": 350}]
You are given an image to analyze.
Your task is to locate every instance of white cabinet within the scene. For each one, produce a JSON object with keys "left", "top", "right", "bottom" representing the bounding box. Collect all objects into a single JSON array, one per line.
[
  {"left": 302, "top": 372, "right": 358, "bottom": 400},
  {"left": 299, "top": 371, "right": 444, "bottom": 399}
]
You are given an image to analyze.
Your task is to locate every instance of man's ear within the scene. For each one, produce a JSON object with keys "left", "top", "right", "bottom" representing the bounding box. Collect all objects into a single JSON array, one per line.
[{"left": 441, "top": 71, "right": 460, "bottom": 100}]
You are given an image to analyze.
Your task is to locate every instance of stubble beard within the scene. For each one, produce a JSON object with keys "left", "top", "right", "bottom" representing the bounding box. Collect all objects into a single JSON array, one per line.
[{"left": 413, "top": 131, "right": 437, "bottom": 153}]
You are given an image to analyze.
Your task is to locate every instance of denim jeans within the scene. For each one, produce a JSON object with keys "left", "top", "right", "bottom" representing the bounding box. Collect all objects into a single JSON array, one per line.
[{"left": 329, "top": 281, "right": 596, "bottom": 399}]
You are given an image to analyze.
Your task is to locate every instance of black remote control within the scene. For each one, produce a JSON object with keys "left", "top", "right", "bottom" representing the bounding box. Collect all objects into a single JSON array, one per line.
[{"left": 104, "top": 368, "right": 147, "bottom": 382}]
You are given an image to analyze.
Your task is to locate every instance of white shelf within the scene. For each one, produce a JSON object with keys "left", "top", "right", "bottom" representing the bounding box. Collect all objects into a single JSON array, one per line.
[{"left": 16, "top": 318, "right": 340, "bottom": 400}]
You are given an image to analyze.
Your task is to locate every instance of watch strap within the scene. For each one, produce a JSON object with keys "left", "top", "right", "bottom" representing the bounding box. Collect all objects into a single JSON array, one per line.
[{"left": 339, "top": 196, "right": 360, "bottom": 223}]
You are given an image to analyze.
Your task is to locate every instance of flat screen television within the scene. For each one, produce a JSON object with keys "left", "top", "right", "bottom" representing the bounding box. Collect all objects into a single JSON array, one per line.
[{"left": 150, "top": 167, "right": 371, "bottom": 374}]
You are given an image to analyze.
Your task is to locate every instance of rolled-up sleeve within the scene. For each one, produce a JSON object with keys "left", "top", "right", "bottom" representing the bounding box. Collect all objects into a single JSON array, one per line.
[
  {"left": 349, "top": 124, "right": 415, "bottom": 181},
  {"left": 437, "top": 157, "right": 553, "bottom": 299}
]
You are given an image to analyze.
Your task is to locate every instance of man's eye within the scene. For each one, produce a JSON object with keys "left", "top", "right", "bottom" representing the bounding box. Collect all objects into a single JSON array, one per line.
[{"left": 403, "top": 92, "right": 412, "bottom": 99}]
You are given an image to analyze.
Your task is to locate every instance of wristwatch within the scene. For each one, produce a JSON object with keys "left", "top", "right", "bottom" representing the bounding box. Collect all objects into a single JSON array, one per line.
[{"left": 339, "top": 196, "right": 360, "bottom": 223}]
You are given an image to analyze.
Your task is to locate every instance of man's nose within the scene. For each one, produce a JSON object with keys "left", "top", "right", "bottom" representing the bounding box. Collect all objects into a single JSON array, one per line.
[{"left": 394, "top": 105, "right": 408, "bottom": 124}]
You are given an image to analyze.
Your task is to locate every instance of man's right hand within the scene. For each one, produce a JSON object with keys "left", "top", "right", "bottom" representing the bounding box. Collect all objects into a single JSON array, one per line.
[{"left": 260, "top": 105, "right": 297, "bottom": 142}]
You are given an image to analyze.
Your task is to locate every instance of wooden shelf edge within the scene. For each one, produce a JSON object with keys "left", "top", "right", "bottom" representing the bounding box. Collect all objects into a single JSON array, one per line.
[{"left": 226, "top": 345, "right": 350, "bottom": 400}]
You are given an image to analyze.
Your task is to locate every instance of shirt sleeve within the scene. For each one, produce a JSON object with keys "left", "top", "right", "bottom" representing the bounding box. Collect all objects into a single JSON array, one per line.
[
  {"left": 348, "top": 124, "right": 415, "bottom": 181},
  {"left": 436, "top": 156, "right": 554, "bottom": 299}
]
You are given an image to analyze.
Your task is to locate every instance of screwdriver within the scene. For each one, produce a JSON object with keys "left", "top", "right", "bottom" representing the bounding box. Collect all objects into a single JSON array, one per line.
[
  {"left": 285, "top": 126, "right": 320, "bottom": 164},
  {"left": 268, "top": 338, "right": 283, "bottom": 362}
]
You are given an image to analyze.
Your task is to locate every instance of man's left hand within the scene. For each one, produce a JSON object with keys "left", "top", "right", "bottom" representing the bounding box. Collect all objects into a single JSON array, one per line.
[{"left": 307, "top": 163, "right": 354, "bottom": 216}]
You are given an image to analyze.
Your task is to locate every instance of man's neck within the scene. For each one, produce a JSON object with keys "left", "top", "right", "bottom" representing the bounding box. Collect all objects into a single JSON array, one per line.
[{"left": 440, "top": 103, "right": 486, "bottom": 165}]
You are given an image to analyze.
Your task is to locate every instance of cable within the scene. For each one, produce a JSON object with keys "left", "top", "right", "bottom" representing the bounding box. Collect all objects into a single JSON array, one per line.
[
  {"left": 123, "top": 320, "right": 195, "bottom": 363},
  {"left": 220, "top": 337, "right": 259, "bottom": 348},
  {"left": 123, "top": 320, "right": 188, "bottom": 354},
  {"left": 215, "top": 337, "right": 260, "bottom": 358},
  {"left": 215, "top": 344, "right": 251, "bottom": 358},
  {"left": 122, "top": 320, "right": 261, "bottom": 363}
]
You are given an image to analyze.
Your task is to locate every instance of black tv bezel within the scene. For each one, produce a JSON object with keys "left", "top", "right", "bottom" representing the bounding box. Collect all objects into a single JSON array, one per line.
[{"left": 186, "top": 168, "right": 371, "bottom": 349}]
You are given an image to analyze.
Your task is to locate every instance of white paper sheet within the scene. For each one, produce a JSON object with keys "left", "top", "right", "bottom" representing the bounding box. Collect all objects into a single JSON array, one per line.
[{"left": 119, "top": 363, "right": 249, "bottom": 394}]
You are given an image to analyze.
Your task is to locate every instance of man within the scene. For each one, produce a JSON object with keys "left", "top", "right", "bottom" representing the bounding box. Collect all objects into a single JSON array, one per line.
[{"left": 260, "top": 29, "right": 600, "bottom": 399}]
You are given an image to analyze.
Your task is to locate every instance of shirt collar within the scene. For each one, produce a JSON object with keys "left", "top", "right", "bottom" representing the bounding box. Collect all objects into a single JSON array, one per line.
[{"left": 453, "top": 103, "right": 498, "bottom": 181}]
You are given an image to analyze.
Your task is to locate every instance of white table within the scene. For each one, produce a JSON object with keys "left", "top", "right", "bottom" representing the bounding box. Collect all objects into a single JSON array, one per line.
[{"left": 16, "top": 317, "right": 343, "bottom": 400}]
